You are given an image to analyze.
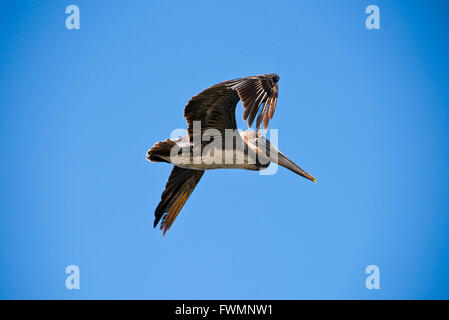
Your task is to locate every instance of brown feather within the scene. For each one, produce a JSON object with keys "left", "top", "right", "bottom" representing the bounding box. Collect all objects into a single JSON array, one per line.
[
  {"left": 225, "top": 74, "right": 279, "bottom": 130},
  {"left": 154, "top": 166, "right": 205, "bottom": 235}
]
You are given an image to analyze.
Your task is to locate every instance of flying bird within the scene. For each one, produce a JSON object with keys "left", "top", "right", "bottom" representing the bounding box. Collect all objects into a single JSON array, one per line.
[{"left": 147, "top": 74, "right": 316, "bottom": 235}]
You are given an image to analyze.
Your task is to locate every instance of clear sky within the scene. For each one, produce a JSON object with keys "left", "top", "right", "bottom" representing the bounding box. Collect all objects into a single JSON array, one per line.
[{"left": 1, "top": 0, "right": 448, "bottom": 299}]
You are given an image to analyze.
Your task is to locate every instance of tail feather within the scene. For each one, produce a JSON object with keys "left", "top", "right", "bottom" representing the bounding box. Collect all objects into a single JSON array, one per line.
[{"left": 147, "top": 139, "right": 177, "bottom": 163}]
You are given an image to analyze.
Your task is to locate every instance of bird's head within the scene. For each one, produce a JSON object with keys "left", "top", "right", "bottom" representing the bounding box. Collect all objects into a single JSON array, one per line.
[{"left": 241, "top": 131, "right": 316, "bottom": 183}]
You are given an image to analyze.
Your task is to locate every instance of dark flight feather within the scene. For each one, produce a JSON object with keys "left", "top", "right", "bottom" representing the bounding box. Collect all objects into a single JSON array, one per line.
[
  {"left": 154, "top": 166, "right": 204, "bottom": 235},
  {"left": 183, "top": 74, "right": 280, "bottom": 138},
  {"left": 226, "top": 74, "right": 279, "bottom": 130}
]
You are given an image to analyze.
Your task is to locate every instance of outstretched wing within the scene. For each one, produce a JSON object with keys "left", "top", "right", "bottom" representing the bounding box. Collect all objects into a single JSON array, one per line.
[
  {"left": 184, "top": 84, "right": 240, "bottom": 139},
  {"left": 225, "top": 74, "right": 279, "bottom": 130},
  {"left": 154, "top": 166, "right": 205, "bottom": 235},
  {"left": 184, "top": 74, "right": 280, "bottom": 138}
]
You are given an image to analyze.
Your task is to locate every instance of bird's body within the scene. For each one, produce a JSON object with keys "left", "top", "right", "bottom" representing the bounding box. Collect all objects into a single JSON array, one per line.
[
  {"left": 154, "top": 132, "right": 269, "bottom": 171},
  {"left": 147, "top": 74, "right": 316, "bottom": 235}
]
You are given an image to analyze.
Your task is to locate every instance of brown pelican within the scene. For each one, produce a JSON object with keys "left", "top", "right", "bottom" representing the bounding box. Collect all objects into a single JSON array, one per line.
[{"left": 147, "top": 74, "right": 316, "bottom": 235}]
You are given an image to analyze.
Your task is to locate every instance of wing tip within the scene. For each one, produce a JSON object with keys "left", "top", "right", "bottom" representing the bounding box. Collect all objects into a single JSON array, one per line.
[{"left": 229, "top": 74, "right": 279, "bottom": 131}]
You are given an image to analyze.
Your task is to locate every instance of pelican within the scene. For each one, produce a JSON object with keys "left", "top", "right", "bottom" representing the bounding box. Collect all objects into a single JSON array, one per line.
[{"left": 147, "top": 74, "right": 316, "bottom": 235}]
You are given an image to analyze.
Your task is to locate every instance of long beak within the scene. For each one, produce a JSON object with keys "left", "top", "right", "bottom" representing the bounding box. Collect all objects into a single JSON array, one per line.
[{"left": 275, "top": 152, "right": 317, "bottom": 183}]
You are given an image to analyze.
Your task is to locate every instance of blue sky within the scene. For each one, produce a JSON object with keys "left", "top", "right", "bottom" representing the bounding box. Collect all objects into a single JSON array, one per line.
[{"left": 1, "top": 0, "right": 448, "bottom": 299}]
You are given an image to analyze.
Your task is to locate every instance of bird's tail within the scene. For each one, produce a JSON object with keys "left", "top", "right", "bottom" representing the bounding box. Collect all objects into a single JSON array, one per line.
[{"left": 146, "top": 139, "right": 177, "bottom": 163}]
